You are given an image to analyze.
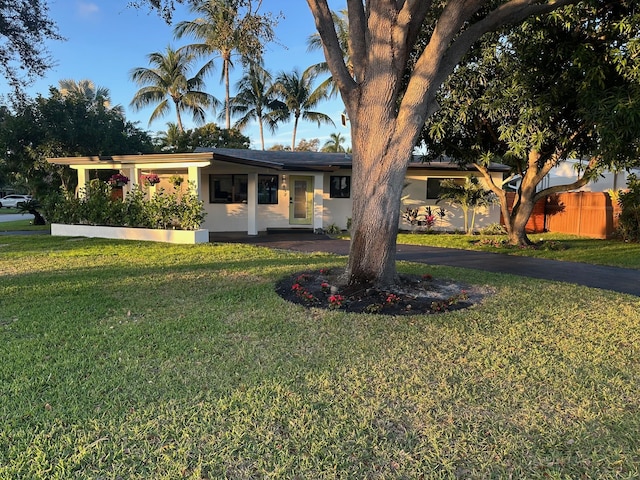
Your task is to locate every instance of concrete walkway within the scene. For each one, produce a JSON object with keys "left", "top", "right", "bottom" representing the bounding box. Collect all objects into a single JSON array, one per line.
[{"left": 210, "top": 233, "right": 640, "bottom": 297}]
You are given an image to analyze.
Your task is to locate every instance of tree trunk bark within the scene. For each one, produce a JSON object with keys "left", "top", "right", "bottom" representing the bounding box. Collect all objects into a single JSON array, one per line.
[
  {"left": 506, "top": 194, "right": 536, "bottom": 245},
  {"left": 345, "top": 103, "right": 417, "bottom": 287},
  {"left": 346, "top": 158, "right": 407, "bottom": 287}
]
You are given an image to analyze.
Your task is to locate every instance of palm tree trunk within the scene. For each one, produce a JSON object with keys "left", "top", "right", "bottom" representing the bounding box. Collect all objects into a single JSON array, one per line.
[
  {"left": 291, "top": 115, "right": 299, "bottom": 151},
  {"left": 224, "top": 57, "right": 231, "bottom": 130},
  {"left": 258, "top": 118, "right": 265, "bottom": 150},
  {"left": 175, "top": 101, "right": 185, "bottom": 133}
]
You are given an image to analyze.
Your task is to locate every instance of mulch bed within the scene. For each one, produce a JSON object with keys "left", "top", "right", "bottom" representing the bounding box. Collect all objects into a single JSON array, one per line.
[{"left": 276, "top": 268, "right": 492, "bottom": 315}]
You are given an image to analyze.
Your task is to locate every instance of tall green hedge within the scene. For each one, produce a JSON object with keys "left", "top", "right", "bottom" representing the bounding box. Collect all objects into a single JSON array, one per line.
[
  {"left": 617, "top": 174, "right": 640, "bottom": 242},
  {"left": 44, "top": 179, "right": 206, "bottom": 231}
]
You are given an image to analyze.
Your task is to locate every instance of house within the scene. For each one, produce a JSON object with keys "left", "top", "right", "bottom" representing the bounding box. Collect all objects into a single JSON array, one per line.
[
  {"left": 47, "top": 148, "right": 509, "bottom": 235},
  {"left": 506, "top": 159, "right": 640, "bottom": 193}
]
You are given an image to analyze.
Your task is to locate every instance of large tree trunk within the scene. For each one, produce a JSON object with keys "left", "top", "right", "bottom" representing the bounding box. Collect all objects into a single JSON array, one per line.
[
  {"left": 345, "top": 99, "right": 418, "bottom": 287},
  {"left": 305, "top": 0, "right": 574, "bottom": 287},
  {"left": 505, "top": 193, "right": 536, "bottom": 245},
  {"left": 346, "top": 152, "right": 408, "bottom": 287}
]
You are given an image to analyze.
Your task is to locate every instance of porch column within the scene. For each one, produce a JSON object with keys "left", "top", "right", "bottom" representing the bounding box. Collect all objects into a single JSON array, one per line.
[
  {"left": 75, "top": 167, "right": 90, "bottom": 197},
  {"left": 188, "top": 166, "right": 201, "bottom": 197},
  {"left": 313, "top": 172, "right": 324, "bottom": 231},
  {"left": 132, "top": 167, "right": 142, "bottom": 188},
  {"left": 247, "top": 173, "right": 258, "bottom": 235},
  {"left": 124, "top": 167, "right": 136, "bottom": 196}
]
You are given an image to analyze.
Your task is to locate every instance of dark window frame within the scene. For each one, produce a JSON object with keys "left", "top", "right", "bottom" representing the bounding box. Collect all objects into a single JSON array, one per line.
[
  {"left": 426, "top": 177, "right": 466, "bottom": 200},
  {"left": 329, "top": 175, "right": 351, "bottom": 198},
  {"left": 257, "top": 174, "right": 279, "bottom": 205},
  {"left": 209, "top": 174, "right": 248, "bottom": 204}
]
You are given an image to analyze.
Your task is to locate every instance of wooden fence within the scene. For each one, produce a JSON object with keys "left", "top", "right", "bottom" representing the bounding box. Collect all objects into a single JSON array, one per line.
[{"left": 502, "top": 191, "right": 620, "bottom": 239}]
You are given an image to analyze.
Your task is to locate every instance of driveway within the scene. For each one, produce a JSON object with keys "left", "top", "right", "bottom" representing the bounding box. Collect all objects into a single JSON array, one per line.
[
  {"left": 210, "top": 232, "right": 640, "bottom": 297},
  {"left": 0, "top": 213, "right": 33, "bottom": 223}
]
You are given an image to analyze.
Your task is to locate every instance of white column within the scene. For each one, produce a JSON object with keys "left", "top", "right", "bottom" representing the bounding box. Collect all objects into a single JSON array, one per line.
[
  {"left": 188, "top": 166, "right": 201, "bottom": 197},
  {"left": 247, "top": 173, "right": 258, "bottom": 235},
  {"left": 75, "top": 167, "right": 90, "bottom": 197},
  {"left": 313, "top": 172, "right": 325, "bottom": 231},
  {"left": 124, "top": 167, "right": 136, "bottom": 197}
]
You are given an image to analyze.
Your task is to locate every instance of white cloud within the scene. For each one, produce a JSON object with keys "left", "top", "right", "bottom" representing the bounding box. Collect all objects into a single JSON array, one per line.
[{"left": 76, "top": 1, "right": 100, "bottom": 19}]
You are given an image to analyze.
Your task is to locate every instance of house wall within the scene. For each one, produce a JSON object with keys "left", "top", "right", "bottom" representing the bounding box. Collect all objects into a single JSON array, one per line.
[
  {"left": 509, "top": 160, "right": 640, "bottom": 193},
  {"left": 401, "top": 170, "right": 503, "bottom": 232},
  {"left": 199, "top": 163, "right": 504, "bottom": 233}
]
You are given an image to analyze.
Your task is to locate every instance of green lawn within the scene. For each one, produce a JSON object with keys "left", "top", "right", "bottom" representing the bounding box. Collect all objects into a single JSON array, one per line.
[
  {"left": 0, "top": 218, "right": 50, "bottom": 232},
  {"left": 1, "top": 235, "right": 639, "bottom": 478},
  {"left": 395, "top": 232, "right": 640, "bottom": 269}
]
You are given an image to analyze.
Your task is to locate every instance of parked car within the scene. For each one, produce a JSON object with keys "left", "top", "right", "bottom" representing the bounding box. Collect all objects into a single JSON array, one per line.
[{"left": 0, "top": 194, "right": 32, "bottom": 208}]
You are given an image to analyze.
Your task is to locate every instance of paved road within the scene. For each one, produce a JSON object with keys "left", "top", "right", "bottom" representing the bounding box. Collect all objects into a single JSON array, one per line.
[
  {"left": 0, "top": 213, "right": 33, "bottom": 223},
  {"left": 210, "top": 233, "right": 640, "bottom": 297}
]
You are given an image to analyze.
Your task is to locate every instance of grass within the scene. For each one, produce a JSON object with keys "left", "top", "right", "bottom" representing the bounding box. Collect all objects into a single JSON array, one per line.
[
  {"left": 0, "top": 218, "right": 50, "bottom": 232},
  {"left": 393, "top": 232, "right": 640, "bottom": 269},
  {"left": 1, "top": 235, "right": 639, "bottom": 478}
]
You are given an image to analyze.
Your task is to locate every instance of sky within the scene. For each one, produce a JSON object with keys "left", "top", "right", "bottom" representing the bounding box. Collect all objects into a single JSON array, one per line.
[{"left": 0, "top": 0, "right": 349, "bottom": 150}]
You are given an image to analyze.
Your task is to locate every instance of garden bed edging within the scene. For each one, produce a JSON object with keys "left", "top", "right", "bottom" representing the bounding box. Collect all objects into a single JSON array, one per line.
[{"left": 50, "top": 223, "right": 209, "bottom": 244}]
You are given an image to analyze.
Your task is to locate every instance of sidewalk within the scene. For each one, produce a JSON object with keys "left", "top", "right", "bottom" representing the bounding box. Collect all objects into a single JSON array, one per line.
[{"left": 210, "top": 232, "right": 640, "bottom": 297}]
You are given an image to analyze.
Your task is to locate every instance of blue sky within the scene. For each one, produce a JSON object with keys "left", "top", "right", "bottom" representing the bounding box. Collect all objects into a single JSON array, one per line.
[{"left": 0, "top": 1, "right": 349, "bottom": 149}]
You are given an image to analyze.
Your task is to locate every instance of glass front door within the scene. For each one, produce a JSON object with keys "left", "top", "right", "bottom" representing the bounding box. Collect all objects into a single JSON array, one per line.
[{"left": 289, "top": 176, "right": 313, "bottom": 225}]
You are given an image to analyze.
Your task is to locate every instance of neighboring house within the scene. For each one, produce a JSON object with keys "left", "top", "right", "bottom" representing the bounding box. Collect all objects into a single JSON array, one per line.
[
  {"left": 507, "top": 159, "right": 640, "bottom": 193},
  {"left": 47, "top": 148, "right": 509, "bottom": 234}
]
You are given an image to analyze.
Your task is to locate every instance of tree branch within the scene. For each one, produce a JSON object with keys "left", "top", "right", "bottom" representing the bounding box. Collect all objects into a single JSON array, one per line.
[
  {"left": 306, "top": 0, "right": 358, "bottom": 109},
  {"left": 533, "top": 157, "right": 600, "bottom": 203},
  {"left": 432, "top": 0, "right": 577, "bottom": 89}
]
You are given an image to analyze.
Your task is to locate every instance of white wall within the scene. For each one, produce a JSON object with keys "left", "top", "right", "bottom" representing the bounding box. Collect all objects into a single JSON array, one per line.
[
  {"left": 400, "top": 170, "right": 503, "bottom": 232},
  {"left": 199, "top": 162, "right": 504, "bottom": 233}
]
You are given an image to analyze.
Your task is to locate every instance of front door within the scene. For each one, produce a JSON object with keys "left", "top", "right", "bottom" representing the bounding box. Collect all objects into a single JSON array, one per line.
[{"left": 289, "top": 176, "right": 313, "bottom": 225}]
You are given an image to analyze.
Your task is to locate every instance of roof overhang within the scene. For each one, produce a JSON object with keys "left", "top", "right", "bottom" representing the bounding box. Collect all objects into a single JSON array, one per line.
[
  {"left": 47, "top": 149, "right": 511, "bottom": 173},
  {"left": 47, "top": 152, "right": 214, "bottom": 169}
]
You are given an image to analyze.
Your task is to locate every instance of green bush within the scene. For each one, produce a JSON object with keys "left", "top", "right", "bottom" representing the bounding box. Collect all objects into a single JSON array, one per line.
[
  {"left": 45, "top": 180, "right": 206, "bottom": 230},
  {"left": 479, "top": 222, "right": 508, "bottom": 235},
  {"left": 617, "top": 174, "right": 640, "bottom": 242}
]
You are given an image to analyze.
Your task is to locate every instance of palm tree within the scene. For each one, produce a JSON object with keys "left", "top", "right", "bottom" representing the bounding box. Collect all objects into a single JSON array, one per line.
[
  {"left": 437, "top": 176, "right": 497, "bottom": 234},
  {"left": 154, "top": 122, "right": 183, "bottom": 152},
  {"left": 306, "top": 9, "right": 352, "bottom": 97},
  {"left": 174, "top": 0, "right": 278, "bottom": 130},
  {"left": 58, "top": 78, "right": 123, "bottom": 115},
  {"left": 271, "top": 66, "right": 335, "bottom": 151},
  {"left": 229, "top": 63, "right": 286, "bottom": 150},
  {"left": 129, "top": 46, "right": 218, "bottom": 133},
  {"left": 321, "top": 132, "right": 349, "bottom": 153}
]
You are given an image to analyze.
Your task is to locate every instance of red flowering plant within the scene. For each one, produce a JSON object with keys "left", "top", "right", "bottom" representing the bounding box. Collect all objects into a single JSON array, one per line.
[
  {"left": 291, "top": 282, "right": 316, "bottom": 304},
  {"left": 141, "top": 173, "right": 161, "bottom": 186},
  {"left": 328, "top": 294, "right": 345, "bottom": 309},
  {"left": 108, "top": 173, "right": 129, "bottom": 187}
]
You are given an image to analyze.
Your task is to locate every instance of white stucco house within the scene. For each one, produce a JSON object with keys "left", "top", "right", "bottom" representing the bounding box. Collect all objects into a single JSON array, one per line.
[{"left": 47, "top": 148, "right": 509, "bottom": 235}]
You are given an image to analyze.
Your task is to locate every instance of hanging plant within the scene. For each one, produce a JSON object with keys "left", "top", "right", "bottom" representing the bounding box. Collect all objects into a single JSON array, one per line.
[{"left": 141, "top": 173, "right": 161, "bottom": 186}]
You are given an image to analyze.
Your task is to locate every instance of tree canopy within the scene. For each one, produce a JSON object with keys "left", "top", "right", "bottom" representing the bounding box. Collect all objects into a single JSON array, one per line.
[
  {"left": 0, "top": 0, "right": 62, "bottom": 93},
  {"left": 0, "top": 88, "right": 154, "bottom": 196},
  {"left": 130, "top": 45, "right": 219, "bottom": 133},
  {"left": 154, "top": 122, "right": 250, "bottom": 152},
  {"left": 422, "top": 0, "right": 640, "bottom": 244}
]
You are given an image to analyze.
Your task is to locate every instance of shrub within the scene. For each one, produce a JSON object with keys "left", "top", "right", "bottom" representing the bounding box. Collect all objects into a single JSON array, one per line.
[
  {"left": 324, "top": 223, "right": 342, "bottom": 235},
  {"left": 617, "top": 174, "right": 640, "bottom": 242},
  {"left": 46, "top": 179, "right": 206, "bottom": 230},
  {"left": 479, "top": 223, "right": 507, "bottom": 235}
]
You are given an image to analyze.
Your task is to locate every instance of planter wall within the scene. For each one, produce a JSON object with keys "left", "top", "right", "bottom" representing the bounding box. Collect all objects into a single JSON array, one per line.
[{"left": 51, "top": 223, "right": 209, "bottom": 244}]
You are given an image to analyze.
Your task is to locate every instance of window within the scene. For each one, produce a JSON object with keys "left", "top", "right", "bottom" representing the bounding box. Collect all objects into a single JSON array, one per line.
[
  {"left": 209, "top": 174, "right": 248, "bottom": 203},
  {"left": 426, "top": 177, "right": 465, "bottom": 200},
  {"left": 258, "top": 175, "right": 278, "bottom": 204},
  {"left": 330, "top": 175, "right": 351, "bottom": 198}
]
